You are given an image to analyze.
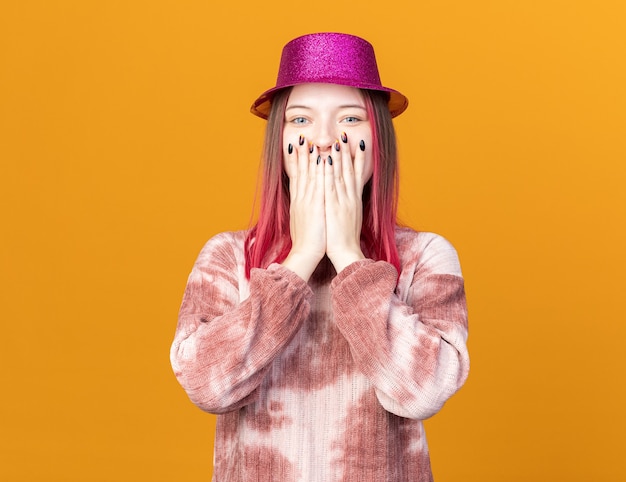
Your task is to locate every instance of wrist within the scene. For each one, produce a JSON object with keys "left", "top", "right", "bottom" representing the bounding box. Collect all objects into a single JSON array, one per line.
[
  {"left": 327, "top": 249, "right": 365, "bottom": 274},
  {"left": 281, "top": 251, "right": 322, "bottom": 282}
]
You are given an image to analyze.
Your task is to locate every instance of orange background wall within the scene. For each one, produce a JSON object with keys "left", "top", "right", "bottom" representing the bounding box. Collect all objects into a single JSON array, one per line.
[{"left": 1, "top": 1, "right": 625, "bottom": 480}]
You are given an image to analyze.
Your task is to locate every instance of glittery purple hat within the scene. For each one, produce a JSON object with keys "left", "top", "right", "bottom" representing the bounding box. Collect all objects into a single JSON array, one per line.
[{"left": 251, "top": 32, "right": 408, "bottom": 119}]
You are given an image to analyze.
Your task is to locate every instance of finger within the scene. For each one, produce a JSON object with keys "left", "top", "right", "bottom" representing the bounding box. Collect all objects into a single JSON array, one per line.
[
  {"left": 306, "top": 139, "right": 318, "bottom": 186},
  {"left": 285, "top": 139, "right": 305, "bottom": 204},
  {"left": 339, "top": 132, "right": 356, "bottom": 192},
  {"left": 296, "top": 134, "right": 308, "bottom": 171},
  {"left": 324, "top": 151, "right": 336, "bottom": 202},
  {"left": 295, "top": 134, "right": 311, "bottom": 197},
  {"left": 308, "top": 143, "right": 325, "bottom": 201},
  {"left": 353, "top": 138, "right": 367, "bottom": 192},
  {"left": 284, "top": 140, "right": 297, "bottom": 181},
  {"left": 334, "top": 136, "right": 356, "bottom": 204},
  {"left": 308, "top": 140, "right": 316, "bottom": 161}
]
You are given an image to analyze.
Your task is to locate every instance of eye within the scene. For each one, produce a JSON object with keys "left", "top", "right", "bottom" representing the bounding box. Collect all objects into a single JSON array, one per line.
[
  {"left": 290, "top": 117, "right": 309, "bottom": 125},
  {"left": 342, "top": 116, "right": 361, "bottom": 124}
]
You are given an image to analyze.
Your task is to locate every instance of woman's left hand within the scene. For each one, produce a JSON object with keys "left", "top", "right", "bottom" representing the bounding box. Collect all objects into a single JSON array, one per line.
[{"left": 324, "top": 135, "right": 367, "bottom": 273}]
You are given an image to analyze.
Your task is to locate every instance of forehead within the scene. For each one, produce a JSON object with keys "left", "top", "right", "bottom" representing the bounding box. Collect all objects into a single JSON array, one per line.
[{"left": 286, "top": 83, "right": 364, "bottom": 107}]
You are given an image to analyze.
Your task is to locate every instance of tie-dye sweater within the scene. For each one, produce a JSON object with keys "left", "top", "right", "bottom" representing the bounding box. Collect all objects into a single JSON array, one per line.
[{"left": 171, "top": 227, "right": 469, "bottom": 481}]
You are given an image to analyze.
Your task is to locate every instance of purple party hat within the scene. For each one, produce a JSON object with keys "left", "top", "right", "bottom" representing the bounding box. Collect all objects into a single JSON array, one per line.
[{"left": 251, "top": 32, "right": 408, "bottom": 119}]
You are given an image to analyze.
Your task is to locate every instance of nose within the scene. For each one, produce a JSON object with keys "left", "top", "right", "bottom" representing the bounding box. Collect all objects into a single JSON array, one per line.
[{"left": 311, "top": 119, "right": 335, "bottom": 154}]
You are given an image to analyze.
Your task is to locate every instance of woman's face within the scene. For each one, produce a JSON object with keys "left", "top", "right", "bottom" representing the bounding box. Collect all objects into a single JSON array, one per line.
[{"left": 283, "top": 83, "right": 374, "bottom": 182}]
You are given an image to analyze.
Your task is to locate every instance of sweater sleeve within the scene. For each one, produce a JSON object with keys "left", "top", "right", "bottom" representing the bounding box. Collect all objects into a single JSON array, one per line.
[
  {"left": 330, "top": 234, "right": 469, "bottom": 420},
  {"left": 170, "top": 233, "right": 313, "bottom": 414}
]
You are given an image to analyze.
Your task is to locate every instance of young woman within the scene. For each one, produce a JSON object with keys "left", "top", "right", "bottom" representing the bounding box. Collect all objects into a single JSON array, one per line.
[{"left": 171, "top": 32, "right": 469, "bottom": 481}]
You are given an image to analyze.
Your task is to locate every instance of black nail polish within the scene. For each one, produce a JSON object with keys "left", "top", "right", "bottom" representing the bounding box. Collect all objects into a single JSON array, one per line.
[
  {"left": 334, "top": 141, "right": 340, "bottom": 152},
  {"left": 328, "top": 155, "right": 333, "bottom": 166},
  {"left": 359, "top": 140, "right": 365, "bottom": 151},
  {"left": 299, "top": 134, "right": 305, "bottom": 146},
  {"left": 288, "top": 143, "right": 293, "bottom": 154},
  {"left": 316, "top": 155, "right": 321, "bottom": 165},
  {"left": 309, "top": 143, "right": 314, "bottom": 154},
  {"left": 341, "top": 132, "right": 347, "bottom": 143}
]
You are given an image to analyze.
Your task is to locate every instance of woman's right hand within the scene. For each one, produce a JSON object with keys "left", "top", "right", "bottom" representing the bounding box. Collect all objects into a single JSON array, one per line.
[{"left": 281, "top": 135, "right": 326, "bottom": 281}]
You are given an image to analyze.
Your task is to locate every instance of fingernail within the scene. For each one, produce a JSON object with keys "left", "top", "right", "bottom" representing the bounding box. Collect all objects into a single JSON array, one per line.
[
  {"left": 328, "top": 155, "right": 333, "bottom": 166},
  {"left": 288, "top": 143, "right": 293, "bottom": 154},
  {"left": 341, "top": 132, "right": 347, "bottom": 143},
  {"left": 316, "top": 155, "right": 321, "bottom": 165},
  {"left": 334, "top": 140, "right": 340, "bottom": 152},
  {"left": 359, "top": 140, "right": 365, "bottom": 151},
  {"left": 309, "top": 143, "right": 314, "bottom": 154},
  {"left": 299, "top": 134, "right": 305, "bottom": 146}
]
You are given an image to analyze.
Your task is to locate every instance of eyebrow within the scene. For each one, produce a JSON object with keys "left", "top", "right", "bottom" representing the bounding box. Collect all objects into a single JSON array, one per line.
[{"left": 285, "top": 104, "right": 367, "bottom": 111}]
